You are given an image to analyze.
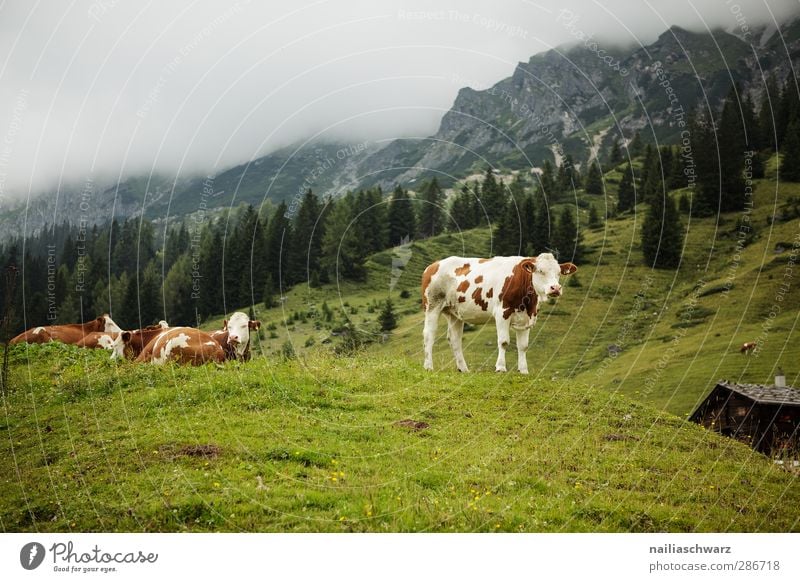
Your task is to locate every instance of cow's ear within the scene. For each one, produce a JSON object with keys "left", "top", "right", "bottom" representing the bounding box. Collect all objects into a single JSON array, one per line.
[
  {"left": 122, "top": 331, "right": 132, "bottom": 343},
  {"left": 249, "top": 320, "right": 261, "bottom": 330},
  {"left": 560, "top": 262, "right": 578, "bottom": 275},
  {"left": 522, "top": 259, "right": 536, "bottom": 273}
]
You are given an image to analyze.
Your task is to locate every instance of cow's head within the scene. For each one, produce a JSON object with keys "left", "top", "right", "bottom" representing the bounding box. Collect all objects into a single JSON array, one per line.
[
  {"left": 222, "top": 312, "right": 260, "bottom": 360},
  {"left": 110, "top": 330, "right": 132, "bottom": 360},
  {"left": 102, "top": 314, "right": 123, "bottom": 334},
  {"left": 524, "top": 253, "right": 578, "bottom": 299}
]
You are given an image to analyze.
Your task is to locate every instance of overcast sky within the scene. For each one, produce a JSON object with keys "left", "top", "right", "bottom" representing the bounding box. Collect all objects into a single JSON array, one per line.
[{"left": 0, "top": 0, "right": 798, "bottom": 200}]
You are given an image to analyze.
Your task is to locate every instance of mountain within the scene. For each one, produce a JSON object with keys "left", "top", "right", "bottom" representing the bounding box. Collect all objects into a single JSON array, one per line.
[
  {"left": 352, "top": 23, "right": 800, "bottom": 187},
  {"left": 3, "top": 20, "right": 800, "bottom": 239}
]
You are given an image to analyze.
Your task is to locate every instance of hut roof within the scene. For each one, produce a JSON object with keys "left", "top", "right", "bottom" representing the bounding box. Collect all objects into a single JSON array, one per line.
[{"left": 710, "top": 382, "right": 800, "bottom": 406}]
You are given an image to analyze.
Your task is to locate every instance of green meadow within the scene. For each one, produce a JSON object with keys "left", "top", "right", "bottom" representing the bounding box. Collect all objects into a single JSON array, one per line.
[{"left": 2, "top": 171, "right": 799, "bottom": 532}]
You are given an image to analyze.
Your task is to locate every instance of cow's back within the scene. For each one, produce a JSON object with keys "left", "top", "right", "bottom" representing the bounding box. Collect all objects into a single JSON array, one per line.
[
  {"left": 76, "top": 332, "right": 118, "bottom": 349},
  {"left": 137, "top": 327, "right": 224, "bottom": 365},
  {"left": 423, "top": 256, "right": 525, "bottom": 323}
]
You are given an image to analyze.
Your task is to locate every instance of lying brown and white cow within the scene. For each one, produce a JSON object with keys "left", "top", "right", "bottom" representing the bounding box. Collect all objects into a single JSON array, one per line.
[
  {"left": 76, "top": 331, "right": 120, "bottom": 350},
  {"left": 135, "top": 327, "right": 225, "bottom": 365},
  {"left": 421, "top": 253, "right": 577, "bottom": 373},
  {"left": 9, "top": 314, "right": 123, "bottom": 345},
  {"left": 109, "top": 322, "right": 171, "bottom": 360},
  {"left": 209, "top": 312, "right": 261, "bottom": 361}
]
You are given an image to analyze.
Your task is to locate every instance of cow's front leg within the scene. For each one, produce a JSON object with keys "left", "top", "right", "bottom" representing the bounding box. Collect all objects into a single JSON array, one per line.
[
  {"left": 494, "top": 316, "right": 511, "bottom": 372},
  {"left": 423, "top": 306, "right": 442, "bottom": 371},
  {"left": 515, "top": 327, "right": 530, "bottom": 374},
  {"left": 445, "top": 314, "right": 469, "bottom": 372}
]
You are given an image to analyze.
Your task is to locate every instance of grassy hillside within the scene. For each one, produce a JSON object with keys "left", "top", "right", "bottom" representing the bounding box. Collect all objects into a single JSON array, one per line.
[
  {"left": 2, "top": 342, "right": 798, "bottom": 532},
  {"left": 3, "top": 172, "right": 799, "bottom": 533},
  {"left": 240, "top": 174, "right": 800, "bottom": 419}
]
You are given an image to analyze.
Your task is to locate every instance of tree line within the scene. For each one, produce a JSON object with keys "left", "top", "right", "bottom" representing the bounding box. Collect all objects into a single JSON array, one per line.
[{"left": 3, "top": 76, "right": 798, "bottom": 333}]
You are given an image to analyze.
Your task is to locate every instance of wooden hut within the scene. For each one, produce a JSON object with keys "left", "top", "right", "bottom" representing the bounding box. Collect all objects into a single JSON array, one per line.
[{"left": 689, "top": 380, "right": 800, "bottom": 456}]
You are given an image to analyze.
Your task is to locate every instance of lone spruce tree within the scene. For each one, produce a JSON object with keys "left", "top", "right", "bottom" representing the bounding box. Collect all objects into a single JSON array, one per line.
[{"left": 642, "top": 193, "right": 684, "bottom": 269}]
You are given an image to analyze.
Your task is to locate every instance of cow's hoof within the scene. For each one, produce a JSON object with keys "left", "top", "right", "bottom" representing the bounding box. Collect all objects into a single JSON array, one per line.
[
  {"left": 495, "top": 367, "right": 507, "bottom": 373},
  {"left": 519, "top": 370, "right": 529, "bottom": 375},
  {"left": 424, "top": 363, "right": 434, "bottom": 371},
  {"left": 457, "top": 367, "right": 469, "bottom": 373}
]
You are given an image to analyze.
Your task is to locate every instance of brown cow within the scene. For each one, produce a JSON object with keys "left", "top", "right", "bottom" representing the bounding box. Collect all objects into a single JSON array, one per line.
[
  {"left": 109, "top": 323, "right": 172, "bottom": 360},
  {"left": 76, "top": 332, "right": 120, "bottom": 350},
  {"left": 422, "top": 253, "right": 577, "bottom": 373},
  {"left": 740, "top": 341, "right": 757, "bottom": 355},
  {"left": 209, "top": 311, "right": 261, "bottom": 362},
  {"left": 135, "top": 327, "right": 225, "bottom": 366},
  {"left": 9, "top": 314, "right": 122, "bottom": 345}
]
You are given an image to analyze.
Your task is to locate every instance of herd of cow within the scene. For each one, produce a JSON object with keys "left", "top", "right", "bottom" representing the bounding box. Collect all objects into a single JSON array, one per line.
[
  {"left": 9, "top": 311, "right": 261, "bottom": 365},
  {"left": 8, "top": 252, "right": 580, "bottom": 371}
]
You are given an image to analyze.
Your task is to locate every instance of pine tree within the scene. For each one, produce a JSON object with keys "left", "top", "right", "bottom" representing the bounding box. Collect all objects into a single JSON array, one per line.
[
  {"left": 538, "top": 159, "right": 556, "bottom": 199},
  {"left": 479, "top": 168, "right": 509, "bottom": 226},
  {"left": 587, "top": 204, "right": 601, "bottom": 228},
  {"left": 641, "top": 148, "right": 662, "bottom": 205},
  {"left": 290, "top": 190, "right": 325, "bottom": 286},
  {"left": 530, "top": 190, "right": 551, "bottom": 254},
  {"left": 493, "top": 196, "right": 523, "bottom": 256},
  {"left": 321, "top": 193, "right": 365, "bottom": 282},
  {"left": 417, "top": 178, "right": 445, "bottom": 238},
  {"left": 717, "top": 85, "right": 747, "bottom": 212},
  {"left": 552, "top": 205, "right": 583, "bottom": 263},
  {"left": 378, "top": 299, "right": 397, "bottom": 332},
  {"left": 781, "top": 117, "right": 800, "bottom": 181},
  {"left": 163, "top": 254, "right": 196, "bottom": 326},
  {"left": 198, "top": 228, "right": 223, "bottom": 319},
  {"left": 617, "top": 164, "right": 636, "bottom": 213},
  {"left": 449, "top": 184, "right": 475, "bottom": 231},
  {"left": 778, "top": 74, "right": 800, "bottom": 147},
  {"left": 759, "top": 74, "right": 780, "bottom": 151},
  {"left": 584, "top": 162, "right": 603, "bottom": 195},
  {"left": 353, "top": 188, "right": 387, "bottom": 254},
  {"left": 262, "top": 273, "right": 277, "bottom": 308},
  {"left": 689, "top": 108, "right": 717, "bottom": 217},
  {"left": 610, "top": 141, "right": 623, "bottom": 166},
  {"left": 641, "top": 193, "right": 684, "bottom": 269},
  {"left": 628, "top": 131, "right": 644, "bottom": 157},
  {"left": 388, "top": 185, "right": 417, "bottom": 243},
  {"left": 264, "top": 202, "right": 292, "bottom": 290}
]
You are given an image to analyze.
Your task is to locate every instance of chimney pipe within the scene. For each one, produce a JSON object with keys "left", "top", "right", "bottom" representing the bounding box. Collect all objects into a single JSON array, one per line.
[{"left": 775, "top": 368, "right": 786, "bottom": 388}]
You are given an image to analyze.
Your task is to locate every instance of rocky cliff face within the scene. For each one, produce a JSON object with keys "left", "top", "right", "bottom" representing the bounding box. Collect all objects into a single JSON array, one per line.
[{"left": 353, "top": 22, "right": 800, "bottom": 188}]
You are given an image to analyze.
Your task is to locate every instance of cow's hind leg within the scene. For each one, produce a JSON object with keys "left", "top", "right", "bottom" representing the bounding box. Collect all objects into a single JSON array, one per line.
[
  {"left": 444, "top": 313, "right": 468, "bottom": 372},
  {"left": 423, "top": 306, "right": 443, "bottom": 371},
  {"left": 515, "top": 327, "right": 530, "bottom": 374},
  {"left": 494, "top": 316, "right": 511, "bottom": 372}
]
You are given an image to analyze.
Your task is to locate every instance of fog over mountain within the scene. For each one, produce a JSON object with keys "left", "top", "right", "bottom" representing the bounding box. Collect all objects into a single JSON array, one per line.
[{"left": 0, "top": 0, "right": 798, "bottom": 202}]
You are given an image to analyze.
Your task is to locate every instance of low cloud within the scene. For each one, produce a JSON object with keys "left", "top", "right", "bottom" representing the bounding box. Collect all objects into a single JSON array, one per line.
[{"left": 0, "top": 0, "right": 797, "bottom": 201}]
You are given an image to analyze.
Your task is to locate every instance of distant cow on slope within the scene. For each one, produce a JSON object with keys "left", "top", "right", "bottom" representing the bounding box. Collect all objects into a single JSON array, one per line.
[
  {"left": 9, "top": 314, "right": 122, "bottom": 345},
  {"left": 740, "top": 341, "right": 757, "bottom": 355},
  {"left": 209, "top": 312, "right": 261, "bottom": 362},
  {"left": 135, "top": 327, "right": 225, "bottom": 365},
  {"left": 421, "top": 253, "right": 577, "bottom": 373}
]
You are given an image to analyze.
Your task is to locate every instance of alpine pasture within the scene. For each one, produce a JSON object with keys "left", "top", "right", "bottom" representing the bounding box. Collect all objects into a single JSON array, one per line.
[{"left": 2, "top": 168, "right": 799, "bottom": 532}]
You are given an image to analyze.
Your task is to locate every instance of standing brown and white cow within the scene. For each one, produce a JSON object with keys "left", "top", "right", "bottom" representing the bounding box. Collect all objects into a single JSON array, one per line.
[
  {"left": 135, "top": 327, "right": 225, "bottom": 365},
  {"left": 421, "top": 253, "right": 577, "bottom": 373},
  {"left": 209, "top": 312, "right": 261, "bottom": 362},
  {"left": 9, "top": 314, "right": 122, "bottom": 345}
]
